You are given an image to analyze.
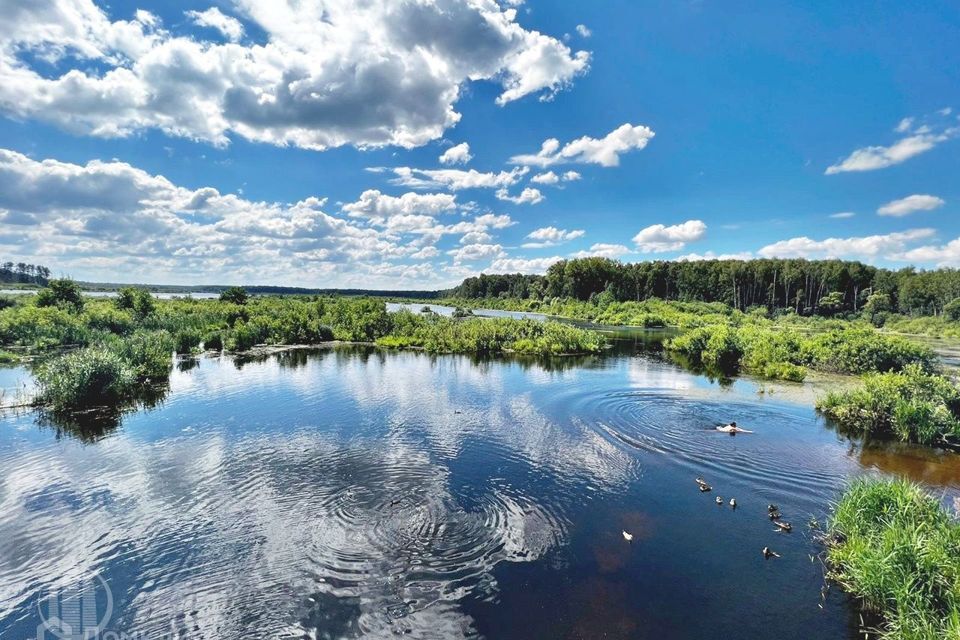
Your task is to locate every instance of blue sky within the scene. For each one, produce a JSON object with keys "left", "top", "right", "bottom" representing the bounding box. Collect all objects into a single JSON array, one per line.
[{"left": 0, "top": 0, "right": 958, "bottom": 287}]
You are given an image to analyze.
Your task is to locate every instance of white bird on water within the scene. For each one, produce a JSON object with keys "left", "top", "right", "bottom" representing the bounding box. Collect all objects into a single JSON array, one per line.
[{"left": 622, "top": 530, "right": 634, "bottom": 542}]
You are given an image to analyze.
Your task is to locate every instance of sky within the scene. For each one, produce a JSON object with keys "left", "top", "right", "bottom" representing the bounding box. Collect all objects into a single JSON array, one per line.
[{"left": 0, "top": 0, "right": 958, "bottom": 288}]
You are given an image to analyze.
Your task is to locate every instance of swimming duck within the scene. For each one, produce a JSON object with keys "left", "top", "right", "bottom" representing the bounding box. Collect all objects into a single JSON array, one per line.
[
  {"left": 729, "top": 498, "right": 737, "bottom": 508},
  {"left": 774, "top": 521, "right": 793, "bottom": 533},
  {"left": 715, "top": 496, "right": 724, "bottom": 505},
  {"left": 622, "top": 530, "right": 634, "bottom": 542},
  {"left": 762, "top": 547, "right": 781, "bottom": 559},
  {"left": 695, "top": 476, "right": 709, "bottom": 487},
  {"left": 769, "top": 511, "right": 782, "bottom": 520},
  {"left": 699, "top": 484, "right": 712, "bottom": 492},
  {"left": 768, "top": 504, "right": 779, "bottom": 513}
]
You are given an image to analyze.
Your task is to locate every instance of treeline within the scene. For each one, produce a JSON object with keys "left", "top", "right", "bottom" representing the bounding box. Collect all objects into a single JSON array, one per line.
[
  {"left": 451, "top": 258, "right": 960, "bottom": 317},
  {"left": 0, "top": 261, "right": 50, "bottom": 286}
]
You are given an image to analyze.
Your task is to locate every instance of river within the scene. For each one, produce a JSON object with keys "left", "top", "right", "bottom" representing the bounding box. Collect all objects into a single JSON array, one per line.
[{"left": 1, "top": 336, "right": 959, "bottom": 639}]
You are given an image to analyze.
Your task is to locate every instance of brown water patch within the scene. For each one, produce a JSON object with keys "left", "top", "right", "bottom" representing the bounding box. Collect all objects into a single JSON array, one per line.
[
  {"left": 857, "top": 443, "right": 960, "bottom": 489},
  {"left": 593, "top": 512, "right": 655, "bottom": 574}
]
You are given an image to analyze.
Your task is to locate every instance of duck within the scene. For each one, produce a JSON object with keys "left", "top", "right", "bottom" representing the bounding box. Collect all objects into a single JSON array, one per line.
[
  {"left": 729, "top": 498, "right": 737, "bottom": 509},
  {"left": 769, "top": 511, "right": 782, "bottom": 521},
  {"left": 715, "top": 496, "right": 724, "bottom": 505},
  {"left": 762, "top": 546, "right": 781, "bottom": 559},
  {"left": 699, "top": 484, "right": 712, "bottom": 492},
  {"left": 767, "top": 504, "right": 779, "bottom": 513},
  {"left": 695, "top": 476, "right": 709, "bottom": 487},
  {"left": 774, "top": 521, "right": 793, "bottom": 533},
  {"left": 622, "top": 530, "right": 634, "bottom": 542}
]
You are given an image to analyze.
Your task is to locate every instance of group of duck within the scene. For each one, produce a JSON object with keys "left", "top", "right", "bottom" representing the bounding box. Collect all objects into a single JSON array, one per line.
[{"left": 694, "top": 475, "right": 792, "bottom": 559}]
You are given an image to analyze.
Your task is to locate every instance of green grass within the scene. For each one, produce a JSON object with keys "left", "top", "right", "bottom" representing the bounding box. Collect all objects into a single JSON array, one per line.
[
  {"left": 827, "top": 479, "right": 960, "bottom": 640},
  {"left": 816, "top": 365, "right": 960, "bottom": 445}
]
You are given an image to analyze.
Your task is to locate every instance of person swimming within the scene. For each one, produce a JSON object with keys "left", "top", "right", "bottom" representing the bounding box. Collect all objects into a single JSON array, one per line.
[{"left": 716, "top": 421, "right": 753, "bottom": 434}]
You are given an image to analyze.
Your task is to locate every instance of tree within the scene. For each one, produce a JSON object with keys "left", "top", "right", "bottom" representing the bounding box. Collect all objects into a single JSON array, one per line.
[
  {"left": 220, "top": 286, "right": 249, "bottom": 305},
  {"left": 945, "top": 298, "right": 960, "bottom": 322},
  {"left": 116, "top": 287, "right": 156, "bottom": 317},
  {"left": 35, "top": 279, "right": 84, "bottom": 311}
]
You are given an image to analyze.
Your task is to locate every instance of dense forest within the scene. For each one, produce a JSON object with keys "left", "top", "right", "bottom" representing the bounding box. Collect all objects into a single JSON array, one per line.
[
  {"left": 450, "top": 258, "right": 960, "bottom": 317},
  {"left": 0, "top": 261, "right": 50, "bottom": 286}
]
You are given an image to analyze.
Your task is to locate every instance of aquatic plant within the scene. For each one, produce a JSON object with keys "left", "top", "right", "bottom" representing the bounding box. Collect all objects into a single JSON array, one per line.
[
  {"left": 827, "top": 478, "right": 960, "bottom": 640},
  {"left": 816, "top": 365, "right": 960, "bottom": 444},
  {"left": 35, "top": 347, "right": 136, "bottom": 409}
]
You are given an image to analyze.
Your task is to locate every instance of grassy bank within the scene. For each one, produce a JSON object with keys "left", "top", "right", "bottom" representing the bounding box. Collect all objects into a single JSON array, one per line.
[
  {"left": 817, "top": 365, "right": 960, "bottom": 445},
  {"left": 2, "top": 281, "right": 603, "bottom": 416},
  {"left": 827, "top": 479, "right": 960, "bottom": 640}
]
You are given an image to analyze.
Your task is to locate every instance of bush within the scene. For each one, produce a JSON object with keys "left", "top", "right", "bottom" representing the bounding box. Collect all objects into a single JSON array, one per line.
[
  {"left": 116, "top": 287, "right": 156, "bottom": 317},
  {"left": 109, "top": 330, "right": 174, "bottom": 380},
  {"left": 220, "top": 286, "right": 249, "bottom": 305},
  {"left": 83, "top": 304, "right": 134, "bottom": 335},
  {"left": 827, "top": 479, "right": 960, "bottom": 640},
  {"left": 204, "top": 332, "right": 223, "bottom": 351},
  {"left": 174, "top": 329, "right": 203, "bottom": 354},
  {"left": 816, "top": 365, "right": 960, "bottom": 444},
  {"left": 35, "top": 279, "right": 85, "bottom": 311},
  {"left": 946, "top": 297, "right": 960, "bottom": 322},
  {"left": 802, "top": 327, "right": 936, "bottom": 374},
  {"left": 666, "top": 325, "right": 743, "bottom": 374},
  {"left": 35, "top": 348, "right": 135, "bottom": 410}
]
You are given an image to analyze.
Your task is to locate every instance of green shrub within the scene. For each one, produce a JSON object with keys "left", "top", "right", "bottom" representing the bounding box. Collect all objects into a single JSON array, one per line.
[
  {"left": 946, "top": 298, "right": 960, "bottom": 322},
  {"left": 35, "top": 348, "right": 135, "bottom": 409},
  {"left": 35, "top": 279, "right": 85, "bottom": 311},
  {"left": 83, "top": 304, "right": 134, "bottom": 335},
  {"left": 816, "top": 365, "right": 960, "bottom": 444},
  {"left": 827, "top": 479, "right": 960, "bottom": 640},
  {"left": 116, "top": 287, "right": 156, "bottom": 317},
  {"left": 802, "top": 327, "right": 936, "bottom": 374},
  {"left": 174, "top": 329, "right": 203, "bottom": 354},
  {"left": 220, "top": 286, "right": 249, "bottom": 305},
  {"left": 204, "top": 332, "right": 223, "bottom": 351},
  {"left": 109, "top": 330, "right": 174, "bottom": 380},
  {"left": 0, "top": 305, "right": 89, "bottom": 348}
]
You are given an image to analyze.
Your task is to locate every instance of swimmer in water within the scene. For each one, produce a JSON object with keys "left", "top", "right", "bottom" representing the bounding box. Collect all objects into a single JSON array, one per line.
[{"left": 715, "top": 421, "right": 754, "bottom": 434}]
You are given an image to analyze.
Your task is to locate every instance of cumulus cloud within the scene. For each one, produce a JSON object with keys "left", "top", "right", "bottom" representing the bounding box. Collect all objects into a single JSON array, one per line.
[
  {"left": 632, "top": 220, "right": 706, "bottom": 252},
  {"left": 495, "top": 186, "right": 544, "bottom": 204},
  {"left": 826, "top": 112, "right": 959, "bottom": 174},
  {"left": 0, "top": 147, "right": 523, "bottom": 287},
  {"left": 570, "top": 243, "right": 630, "bottom": 259},
  {"left": 530, "top": 171, "right": 559, "bottom": 185},
  {"left": 385, "top": 166, "right": 528, "bottom": 191},
  {"left": 439, "top": 142, "right": 472, "bottom": 166},
  {"left": 185, "top": 7, "right": 244, "bottom": 42},
  {"left": 895, "top": 237, "right": 960, "bottom": 266},
  {"left": 757, "top": 229, "right": 936, "bottom": 260},
  {"left": 509, "top": 123, "right": 655, "bottom": 167},
  {"left": 447, "top": 243, "right": 504, "bottom": 264},
  {"left": 488, "top": 255, "right": 562, "bottom": 273},
  {"left": 876, "top": 194, "right": 945, "bottom": 217},
  {"left": 521, "top": 226, "right": 584, "bottom": 248},
  {"left": 561, "top": 170, "right": 581, "bottom": 181},
  {"left": 575, "top": 24, "right": 591, "bottom": 38},
  {"left": 676, "top": 251, "right": 753, "bottom": 261},
  {"left": 0, "top": 0, "right": 589, "bottom": 151}
]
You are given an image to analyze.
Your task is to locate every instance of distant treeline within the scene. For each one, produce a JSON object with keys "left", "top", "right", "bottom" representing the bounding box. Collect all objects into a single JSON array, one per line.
[
  {"left": 450, "top": 258, "right": 960, "bottom": 316},
  {"left": 77, "top": 282, "right": 441, "bottom": 299},
  {"left": 0, "top": 261, "right": 50, "bottom": 286}
]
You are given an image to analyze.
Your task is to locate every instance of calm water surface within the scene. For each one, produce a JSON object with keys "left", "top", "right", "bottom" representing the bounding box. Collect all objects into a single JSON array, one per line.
[{"left": 2, "top": 342, "right": 959, "bottom": 639}]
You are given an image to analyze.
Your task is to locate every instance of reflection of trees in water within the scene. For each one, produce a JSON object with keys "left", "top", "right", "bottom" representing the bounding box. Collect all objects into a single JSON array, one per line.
[{"left": 36, "top": 381, "right": 170, "bottom": 442}]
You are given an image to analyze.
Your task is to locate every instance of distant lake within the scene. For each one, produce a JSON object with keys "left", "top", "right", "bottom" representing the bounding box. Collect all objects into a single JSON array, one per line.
[{"left": 1, "top": 337, "right": 959, "bottom": 638}]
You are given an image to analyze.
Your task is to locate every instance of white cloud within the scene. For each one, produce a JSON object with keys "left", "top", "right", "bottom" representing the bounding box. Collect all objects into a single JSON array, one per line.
[
  {"left": 561, "top": 170, "right": 581, "bottom": 181},
  {"left": 632, "top": 220, "right": 706, "bottom": 252},
  {"left": 487, "top": 255, "right": 562, "bottom": 273},
  {"left": 570, "top": 243, "right": 630, "bottom": 259},
  {"left": 0, "top": 0, "right": 589, "bottom": 151},
  {"left": 877, "top": 194, "right": 945, "bottom": 217},
  {"left": 495, "top": 186, "right": 544, "bottom": 204},
  {"left": 575, "top": 24, "right": 592, "bottom": 38},
  {"left": 447, "top": 243, "right": 504, "bottom": 264},
  {"left": 521, "top": 226, "right": 584, "bottom": 248},
  {"left": 509, "top": 123, "right": 655, "bottom": 167},
  {"left": 341, "top": 190, "right": 459, "bottom": 226},
  {"left": 895, "top": 237, "right": 960, "bottom": 266},
  {"left": 385, "top": 166, "right": 528, "bottom": 191},
  {"left": 0, "top": 147, "right": 508, "bottom": 287},
  {"left": 185, "top": 7, "right": 243, "bottom": 42},
  {"left": 826, "top": 113, "right": 959, "bottom": 174},
  {"left": 830, "top": 211, "right": 856, "bottom": 219},
  {"left": 530, "top": 171, "right": 559, "bottom": 185},
  {"left": 757, "top": 229, "right": 936, "bottom": 260},
  {"left": 676, "top": 251, "right": 753, "bottom": 261},
  {"left": 439, "top": 142, "right": 472, "bottom": 166}
]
